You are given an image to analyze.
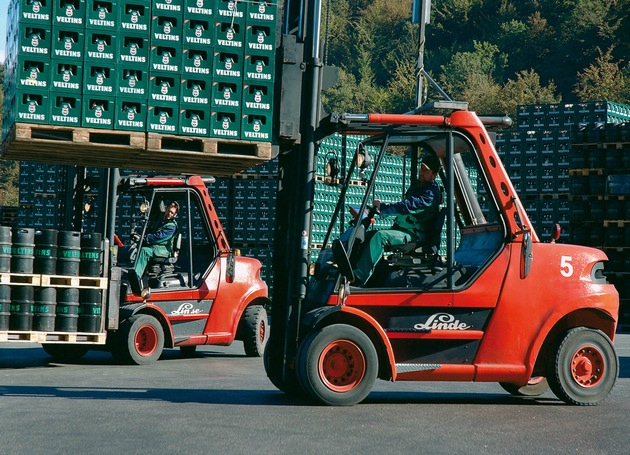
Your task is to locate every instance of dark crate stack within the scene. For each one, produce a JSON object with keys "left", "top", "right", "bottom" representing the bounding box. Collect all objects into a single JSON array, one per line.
[
  {"left": 568, "top": 122, "right": 630, "bottom": 328},
  {"left": 2, "top": 0, "right": 278, "bottom": 142}
]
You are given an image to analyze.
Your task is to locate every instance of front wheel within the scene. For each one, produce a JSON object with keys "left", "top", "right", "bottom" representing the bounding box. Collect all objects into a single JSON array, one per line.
[
  {"left": 500, "top": 377, "right": 549, "bottom": 397},
  {"left": 113, "top": 314, "right": 164, "bottom": 365},
  {"left": 548, "top": 327, "right": 618, "bottom": 406},
  {"left": 239, "top": 305, "right": 269, "bottom": 357},
  {"left": 296, "top": 324, "right": 378, "bottom": 406}
]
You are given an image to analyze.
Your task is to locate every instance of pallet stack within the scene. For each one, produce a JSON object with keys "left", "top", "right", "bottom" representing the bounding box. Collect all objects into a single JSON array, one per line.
[{"left": 3, "top": 0, "right": 278, "bottom": 140}]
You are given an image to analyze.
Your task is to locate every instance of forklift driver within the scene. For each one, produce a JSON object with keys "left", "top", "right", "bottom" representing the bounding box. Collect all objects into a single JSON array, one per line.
[
  {"left": 352, "top": 153, "right": 441, "bottom": 286},
  {"left": 128, "top": 201, "right": 180, "bottom": 294}
]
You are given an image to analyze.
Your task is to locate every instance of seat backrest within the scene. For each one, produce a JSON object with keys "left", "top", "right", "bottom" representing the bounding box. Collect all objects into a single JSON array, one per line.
[
  {"left": 425, "top": 207, "right": 447, "bottom": 254},
  {"left": 169, "top": 232, "right": 182, "bottom": 263}
]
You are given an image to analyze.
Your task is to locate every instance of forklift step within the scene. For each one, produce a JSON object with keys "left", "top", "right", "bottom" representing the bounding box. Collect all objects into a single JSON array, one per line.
[{"left": 395, "top": 363, "right": 441, "bottom": 373}]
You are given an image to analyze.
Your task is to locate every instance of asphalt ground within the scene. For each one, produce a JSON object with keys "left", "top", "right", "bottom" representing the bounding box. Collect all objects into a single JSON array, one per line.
[{"left": 1, "top": 334, "right": 630, "bottom": 455}]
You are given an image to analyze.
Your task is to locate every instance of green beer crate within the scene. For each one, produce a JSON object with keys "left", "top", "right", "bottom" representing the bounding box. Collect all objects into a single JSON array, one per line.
[
  {"left": 245, "top": 24, "right": 276, "bottom": 55},
  {"left": 115, "top": 98, "right": 147, "bottom": 131},
  {"left": 82, "top": 96, "right": 115, "bottom": 128},
  {"left": 244, "top": 54, "right": 274, "bottom": 83},
  {"left": 53, "top": 0, "right": 86, "bottom": 29},
  {"left": 17, "top": 57, "right": 50, "bottom": 92},
  {"left": 86, "top": 0, "right": 119, "bottom": 30},
  {"left": 179, "top": 109, "right": 210, "bottom": 136},
  {"left": 119, "top": 34, "right": 150, "bottom": 66},
  {"left": 182, "top": 48, "right": 212, "bottom": 77},
  {"left": 83, "top": 64, "right": 116, "bottom": 96},
  {"left": 18, "top": 26, "right": 51, "bottom": 57},
  {"left": 117, "top": 67, "right": 147, "bottom": 98},
  {"left": 49, "top": 94, "right": 82, "bottom": 126},
  {"left": 216, "top": 0, "right": 245, "bottom": 23},
  {"left": 150, "top": 45, "right": 183, "bottom": 73},
  {"left": 85, "top": 31, "right": 117, "bottom": 62},
  {"left": 14, "top": 91, "right": 50, "bottom": 124},
  {"left": 246, "top": 0, "right": 277, "bottom": 25},
  {"left": 119, "top": 1, "right": 151, "bottom": 34},
  {"left": 153, "top": 0, "right": 183, "bottom": 15},
  {"left": 51, "top": 60, "right": 83, "bottom": 93},
  {"left": 211, "top": 80, "right": 241, "bottom": 110},
  {"left": 51, "top": 28, "right": 85, "bottom": 60},
  {"left": 151, "top": 14, "right": 183, "bottom": 46},
  {"left": 180, "top": 78, "right": 211, "bottom": 107},
  {"left": 183, "top": 17, "right": 214, "bottom": 47},
  {"left": 242, "top": 83, "right": 273, "bottom": 113},
  {"left": 211, "top": 110, "right": 241, "bottom": 139},
  {"left": 149, "top": 74, "right": 180, "bottom": 105},
  {"left": 147, "top": 105, "right": 179, "bottom": 134},
  {"left": 215, "top": 20, "right": 244, "bottom": 52},
  {"left": 241, "top": 113, "right": 272, "bottom": 142},
  {"left": 16, "top": 0, "right": 52, "bottom": 25},
  {"left": 213, "top": 51, "right": 243, "bottom": 81},
  {"left": 183, "top": 0, "right": 213, "bottom": 19}
]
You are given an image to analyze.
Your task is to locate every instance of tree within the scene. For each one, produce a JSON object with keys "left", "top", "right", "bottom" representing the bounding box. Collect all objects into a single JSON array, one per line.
[{"left": 574, "top": 47, "right": 629, "bottom": 103}]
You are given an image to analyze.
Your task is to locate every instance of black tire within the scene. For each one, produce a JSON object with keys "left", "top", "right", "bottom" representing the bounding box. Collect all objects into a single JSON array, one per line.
[
  {"left": 240, "top": 305, "right": 269, "bottom": 357},
  {"left": 500, "top": 377, "right": 549, "bottom": 397},
  {"left": 548, "top": 327, "right": 618, "bottom": 406},
  {"left": 42, "top": 343, "right": 89, "bottom": 363},
  {"left": 296, "top": 324, "right": 378, "bottom": 406},
  {"left": 114, "top": 314, "right": 164, "bottom": 365},
  {"left": 263, "top": 343, "right": 302, "bottom": 396},
  {"left": 179, "top": 345, "right": 198, "bottom": 357}
]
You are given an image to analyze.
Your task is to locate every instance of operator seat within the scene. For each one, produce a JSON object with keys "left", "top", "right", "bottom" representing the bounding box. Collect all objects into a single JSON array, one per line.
[
  {"left": 147, "top": 231, "right": 187, "bottom": 288},
  {"left": 389, "top": 206, "right": 447, "bottom": 268}
]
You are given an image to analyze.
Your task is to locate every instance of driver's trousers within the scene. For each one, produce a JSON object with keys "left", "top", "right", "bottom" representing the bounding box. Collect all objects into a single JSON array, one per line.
[{"left": 353, "top": 229, "right": 413, "bottom": 286}]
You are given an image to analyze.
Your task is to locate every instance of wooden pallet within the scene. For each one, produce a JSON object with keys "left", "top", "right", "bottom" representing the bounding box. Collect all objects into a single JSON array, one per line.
[
  {"left": 0, "top": 273, "right": 41, "bottom": 286},
  {"left": 1, "top": 123, "right": 276, "bottom": 176},
  {"left": 39, "top": 275, "right": 108, "bottom": 289},
  {"left": 0, "top": 330, "right": 106, "bottom": 344}
]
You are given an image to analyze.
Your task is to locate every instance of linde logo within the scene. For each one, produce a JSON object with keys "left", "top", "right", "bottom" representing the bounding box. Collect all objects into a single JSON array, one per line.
[
  {"left": 413, "top": 313, "right": 471, "bottom": 331},
  {"left": 170, "top": 303, "right": 202, "bottom": 316}
]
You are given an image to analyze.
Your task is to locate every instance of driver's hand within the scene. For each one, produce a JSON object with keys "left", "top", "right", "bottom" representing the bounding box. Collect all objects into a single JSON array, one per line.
[
  {"left": 372, "top": 200, "right": 381, "bottom": 210},
  {"left": 131, "top": 233, "right": 140, "bottom": 242}
]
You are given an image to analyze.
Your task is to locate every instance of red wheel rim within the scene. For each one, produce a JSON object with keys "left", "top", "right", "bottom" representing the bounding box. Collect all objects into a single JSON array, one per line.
[
  {"left": 135, "top": 324, "right": 158, "bottom": 357},
  {"left": 571, "top": 345, "right": 605, "bottom": 388},
  {"left": 318, "top": 339, "right": 366, "bottom": 392}
]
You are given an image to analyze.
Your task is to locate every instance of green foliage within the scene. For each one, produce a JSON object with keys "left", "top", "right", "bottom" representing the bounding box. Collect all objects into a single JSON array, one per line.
[{"left": 320, "top": 0, "right": 630, "bottom": 116}]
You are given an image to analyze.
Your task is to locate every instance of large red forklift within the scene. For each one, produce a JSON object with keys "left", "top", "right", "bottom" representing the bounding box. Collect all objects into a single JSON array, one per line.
[{"left": 264, "top": 0, "right": 619, "bottom": 406}]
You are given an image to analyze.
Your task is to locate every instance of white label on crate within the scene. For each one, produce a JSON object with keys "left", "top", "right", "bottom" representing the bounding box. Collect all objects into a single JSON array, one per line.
[
  {"left": 182, "top": 126, "right": 208, "bottom": 135},
  {"left": 187, "top": 7, "right": 212, "bottom": 15},
  {"left": 52, "top": 115, "right": 79, "bottom": 123},
  {"left": 214, "top": 99, "right": 239, "bottom": 107},
  {"left": 215, "top": 69, "right": 241, "bottom": 77},
  {"left": 20, "top": 78, "right": 47, "bottom": 88},
  {"left": 18, "top": 113, "right": 46, "bottom": 120},
  {"left": 153, "top": 64, "right": 179, "bottom": 72},
  {"left": 118, "top": 120, "right": 144, "bottom": 128},
  {"left": 54, "top": 49, "right": 81, "bottom": 57},
  {"left": 122, "top": 23, "right": 147, "bottom": 31},
  {"left": 53, "top": 81, "right": 80, "bottom": 90},
  {"left": 218, "top": 10, "right": 243, "bottom": 18},
  {"left": 56, "top": 16, "right": 82, "bottom": 24},
  {"left": 185, "top": 37, "right": 212, "bottom": 45},
  {"left": 23, "top": 13, "right": 50, "bottom": 20},
  {"left": 245, "top": 101, "right": 270, "bottom": 110},
  {"left": 89, "top": 19, "right": 115, "bottom": 27},
  {"left": 217, "top": 39, "right": 242, "bottom": 48},
  {"left": 185, "top": 66, "right": 210, "bottom": 74},
  {"left": 249, "top": 12, "right": 274, "bottom": 21},
  {"left": 120, "top": 87, "right": 145, "bottom": 95},
  {"left": 87, "top": 84, "right": 113, "bottom": 92},
  {"left": 88, "top": 51, "right": 114, "bottom": 59},
  {"left": 212, "top": 128, "right": 238, "bottom": 137},
  {"left": 21, "top": 46, "right": 48, "bottom": 54},
  {"left": 155, "top": 3, "right": 181, "bottom": 11},
  {"left": 246, "top": 71, "right": 271, "bottom": 80},
  {"left": 85, "top": 117, "right": 112, "bottom": 125},
  {"left": 244, "top": 131, "right": 269, "bottom": 139},
  {"left": 150, "top": 123, "right": 176, "bottom": 132},
  {"left": 183, "top": 96, "right": 209, "bottom": 104},
  {"left": 248, "top": 42, "right": 273, "bottom": 51},
  {"left": 151, "top": 94, "right": 177, "bottom": 102},
  {"left": 154, "top": 33, "right": 180, "bottom": 42},
  {"left": 121, "top": 55, "right": 146, "bottom": 63}
]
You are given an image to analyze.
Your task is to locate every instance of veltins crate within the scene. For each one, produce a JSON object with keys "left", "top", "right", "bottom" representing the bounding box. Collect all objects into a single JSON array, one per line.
[
  {"left": 85, "top": 31, "right": 116, "bottom": 62},
  {"left": 53, "top": 0, "right": 86, "bottom": 29},
  {"left": 183, "top": 0, "right": 213, "bottom": 19},
  {"left": 49, "top": 94, "right": 82, "bottom": 126},
  {"left": 241, "top": 113, "right": 271, "bottom": 142},
  {"left": 149, "top": 74, "right": 180, "bottom": 105},
  {"left": 51, "top": 60, "right": 83, "bottom": 93},
  {"left": 16, "top": 0, "right": 52, "bottom": 25},
  {"left": 150, "top": 45, "right": 183, "bottom": 73},
  {"left": 83, "top": 64, "right": 116, "bottom": 96},
  {"left": 82, "top": 96, "right": 115, "bottom": 128},
  {"left": 244, "top": 54, "right": 274, "bottom": 82},
  {"left": 117, "top": 67, "right": 147, "bottom": 97},
  {"left": 153, "top": 0, "right": 183, "bottom": 15},
  {"left": 86, "top": 1, "right": 118, "bottom": 30},
  {"left": 18, "top": 26, "right": 51, "bottom": 57},
  {"left": 211, "top": 81, "right": 241, "bottom": 110},
  {"left": 148, "top": 106, "right": 179, "bottom": 134},
  {"left": 119, "top": 1, "right": 151, "bottom": 34},
  {"left": 17, "top": 57, "right": 50, "bottom": 92},
  {"left": 14, "top": 92, "right": 50, "bottom": 124},
  {"left": 115, "top": 98, "right": 147, "bottom": 131},
  {"left": 215, "top": 0, "right": 245, "bottom": 23},
  {"left": 179, "top": 109, "right": 210, "bottom": 136},
  {"left": 245, "top": 24, "right": 275, "bottom": 55},
  {"left": 151, "top": 14, "right": 183, "bottom": 45},
  {"left": 246, "top": 0, "right": 277, "bottom": 25},
  {"left": 215, "top": 21, "right": 244, "bottom": 51},
  {"left": 51, "top": 28, "right": 85, "bottom": 60},
  {"left": 213, "top": 51, "right": 243, "bottom": 80},
  {"left": 242, "top": 83, "right": 273, "bottom": 113},
  {"left": 180, "top": 79, "right": 211, "bottom": 107},
  {"left": 119, "top": 35, "right": 150, "bottom": 66},
  {"left": 183, "top": 17, "right": 214, "bottom": 47},
  {"left": 211, "top": 110, "right": 240, "bottom": 139},
  {"left": 182, "top": 48, "right": 212, "bottom": 77}
]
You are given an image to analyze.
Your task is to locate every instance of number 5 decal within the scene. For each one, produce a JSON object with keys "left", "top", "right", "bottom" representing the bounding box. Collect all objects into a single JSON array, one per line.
[{"left": 560, "top": 256, "right": 573, "bottom": 277}]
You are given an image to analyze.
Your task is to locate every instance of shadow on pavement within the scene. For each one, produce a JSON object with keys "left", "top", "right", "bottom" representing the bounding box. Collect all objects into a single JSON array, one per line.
[{"left": 619, "top": 356, "right": 630, "bottom": 378}]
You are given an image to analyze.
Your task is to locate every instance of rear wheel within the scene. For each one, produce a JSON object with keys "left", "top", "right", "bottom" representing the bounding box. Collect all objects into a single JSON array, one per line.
[
  {"left": 42, "top": 343, "right": 89, "bottom": 363},
  {"left": 500, "top": 377, "right": 549, "bottom": 397},
  {"left": 548, "top": 327, "right": 618, "bottom": 406},
  {"left": 296, "top": 324, "right": 378, "bottom": 406},
  {"left": 114, "top": 314, "right": 164, "bottom": 365},
  {"left": 240, "top": 305, "right": 268, "bottom": 357}
]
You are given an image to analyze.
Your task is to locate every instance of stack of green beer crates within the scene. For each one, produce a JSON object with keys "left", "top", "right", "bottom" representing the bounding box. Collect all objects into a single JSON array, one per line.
[{"left": 2, "top": 0, "right": 278, "bottom": 142}]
